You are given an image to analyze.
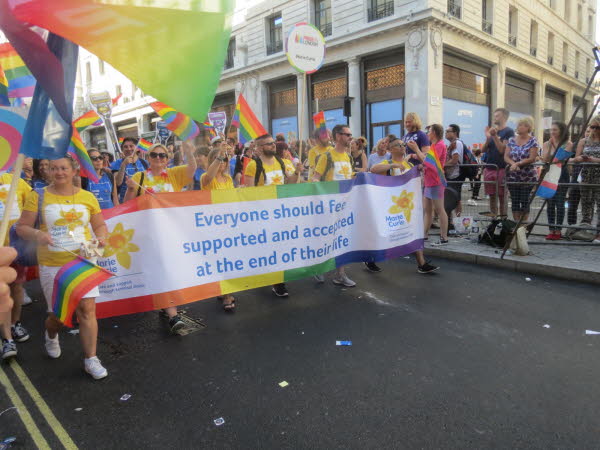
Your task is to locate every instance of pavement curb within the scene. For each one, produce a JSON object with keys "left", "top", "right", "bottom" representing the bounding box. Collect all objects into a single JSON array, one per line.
[{"left": 425, "top": 247, "right": 600, "bottom": 285}]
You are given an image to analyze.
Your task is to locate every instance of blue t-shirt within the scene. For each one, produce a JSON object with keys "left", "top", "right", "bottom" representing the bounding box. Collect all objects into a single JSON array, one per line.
[
  {"left": 32, "top": 179, "right": 48, "bottom": 190},
  {"left": 229, "top": 157, "right": 237, "bottom": 177},
  {"left": 403, "top": 130, "right": 430, "bottom": 165},
  {"left": 367, "top": 152, "right": 391, "bottom": 170},
  {"left": 193, "top": 167, "right": 206, "bottom": 191},
  {"left": 87, "top": 172, "right": 114, "bottom": 210},
  {"left": 485, "top": 127, "right": 514, "bottom": 169},
  {"left": 111, "top": 158, "right": 147, "bottom": 202}
]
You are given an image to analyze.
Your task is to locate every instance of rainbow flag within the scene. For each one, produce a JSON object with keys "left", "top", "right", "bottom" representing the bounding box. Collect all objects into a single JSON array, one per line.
[
  {"left": 67, "top": 128, "right": 99, "bottom": 183},
  {"left": 203, "top": 121, "right": 217, "bottom": 137},
  {"left": 137, "top": 138, "right": 152, "bottom": 152},
  {"left": 231, "top": 94, "right": 267, "bottom": 144},
  {"left": 150, "top": 101, "right": 199, "bottom": 140},
  {"left": 52, "top": 256, "right": 114, "bottom": 327},
  {"left": 118, "top": 137, "right": 124, "bottom": 145},
  {"left": 0, "top": 65, "right": 9, "bottom": 106},
  {"left": 112, "top": 93, "right": 122, "bottom": 105},
  {"left": 424, "top": 148, "right": 447, "bottom": 187},
  {"left": 313, "top": 111, "right": 327, "bottom": 140},
  {"left": 0, "top": 43, "right": 36, "bottom": 98},
  {"left": 73, "top": 110, "right": 102, "bottom": 133}
]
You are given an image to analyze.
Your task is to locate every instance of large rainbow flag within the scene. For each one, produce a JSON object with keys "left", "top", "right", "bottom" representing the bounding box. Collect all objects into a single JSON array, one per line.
[
  {"left": 0, "top": 65, "right": 9, "bottom": 106},
  {"left": 67, "top": 128, "right": 99, "bottom": 183},
  {"left": 231, "top": 94, "right": 267, "bottom": 144},
  {"left": 424, "top": 148, "right": 447, "bottom": 187},
  {"left": 0, "top": 42, "right": 35, "bottom": 98},
  {"left": 150, "top": 101, "right": 199, "bottom": 141},
  {"left": 52, "top": 256, "right": 114, "bottom": 327},
  {"left": 73, "top": 110, "right": 102, "bottom": 134}
]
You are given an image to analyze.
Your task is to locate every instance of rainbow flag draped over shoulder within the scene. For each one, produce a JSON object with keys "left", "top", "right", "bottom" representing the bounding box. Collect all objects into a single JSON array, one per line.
[
  {"left": 52, "top": 256, "right": 114, "bottom": 327},
  {"left": 149, "top": 101, "right": 199, "bottom": 140},
  {"left": 313, "top": 111, "right": 327, "bottom": 140},
  {"left": 73, "top": 110, "right": 102, "bottom": 133},
  {"left": 137, "top": 138, "right": 151, "bottom": 153},
  {"left": 231, "top": 93, "right": 267, "bottom": 144},
  {"left": 0, "top": 65, "right": 9, "bottom": 106},
  {"left": 67, "top": 128, "right": 99, "bottom": 183},
  {"left": 424, "top": 148, "right": 447, "bottom": 187},
  {"left": 0, "top": 42, "right": 36, "bottom": 98}
]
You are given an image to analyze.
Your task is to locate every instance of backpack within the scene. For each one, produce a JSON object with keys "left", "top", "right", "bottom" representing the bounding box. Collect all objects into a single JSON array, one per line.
[
  {"left": 459, "top": 140, "right": 478, "bottom": 179},
  {"left": 315, "top": 152, "right": 334, "bottom": 180},
  {"left": 478, "top": 218, "right": 516, "bottom": 248},
  {"left": 254, "top": 156, "right": 287, "bottom": 186},
  {"left": 9, "top": 188, "right": 45, "bottom": 266}
]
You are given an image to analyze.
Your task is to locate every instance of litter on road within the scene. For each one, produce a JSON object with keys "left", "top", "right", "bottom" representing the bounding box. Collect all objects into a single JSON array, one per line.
[
  {"left": 543, "top": 324, "right": 550, "bottom": 328},
  {"left": 525, "top": 277, "right": 532, "bottom": 282},
  {"left": 120, "top": 394, "right": 132, "bottom": 401},
  {"left": 213, "top": 417, "right": 225, "bottom": 426},
  {"left": 585, "top": 330, "right": 600, "bottom": 335},
  {"left": 336, "top": 340, "right": 352, "bottom": 346},
  {"left": 278, "top": 381, "right": 289, "bottom": 388},
  {"left": 68, "top": 329, "right": 79, "bottom": 335}
]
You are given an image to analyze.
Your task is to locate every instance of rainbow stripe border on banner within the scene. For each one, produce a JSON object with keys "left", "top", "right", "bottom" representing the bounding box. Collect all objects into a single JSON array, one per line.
[{"left": 96, "top": 170, "right": 423, "bottom": 318}]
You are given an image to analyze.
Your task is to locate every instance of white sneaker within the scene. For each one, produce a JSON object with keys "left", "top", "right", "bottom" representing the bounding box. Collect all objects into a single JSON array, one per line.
[
  {"left": 22, "top": 292, "right": 32, "bottom": 306},
  {"left": 84, "top": 356, "right": 108, "bottom": 380},
  {"left": 593, "top": 239, "right": 600, "bottom": 245},
  {"left": 313, "top": 274, "right": 325, "bottom": 283},
  {"left": 44, "top": 331, "right": 61, "bottom": 359},
  {"left": 332, "top": 274, "right": 356, "bottom": 287}
]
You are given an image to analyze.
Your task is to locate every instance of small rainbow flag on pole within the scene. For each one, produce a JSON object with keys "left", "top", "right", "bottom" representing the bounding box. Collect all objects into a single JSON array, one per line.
[
  {"left": 231, "top": 94, "right": 267, "bottom": 144},
  {"left": 0, "top": 65, "right": 9, "bottom": 106},
  {"left": 73, "top": 110, "right": 102, "bottom": 133},
  {"left": 0, "top": 43, "right": 36, "bottom": 98},
  {"left": 424, "top": 148, "right": 447, "bottom": 187},
  {"left": 67, "top": 128, "right": 99, "bottom": 183},
  {"left": 313, "top": 111, "right": 327, "bottom": 140},
  {"left": 149, "top": 101, "right": 199, "bottom": 140},
  {"left": 136, "top": 138, "right": 152, "bottom": 152},
  {"left": 52, "top": 256, "right": 114, "bottom": 327},
  {"left": 202, "top": 121, "right": 217, "bottom": 137}
]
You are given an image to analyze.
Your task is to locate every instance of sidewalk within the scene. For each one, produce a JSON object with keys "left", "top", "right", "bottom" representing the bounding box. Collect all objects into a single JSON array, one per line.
[{"left": 424, "top": 234, "right": 600, "bottom": 285}]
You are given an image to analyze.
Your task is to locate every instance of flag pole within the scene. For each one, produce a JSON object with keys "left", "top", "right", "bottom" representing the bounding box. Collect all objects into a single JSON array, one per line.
[
  {"left": 0, "top": 153, "right": 25, "bottom": 244},
  {"left": 296, "top": 73, "right": 307, "bottom": 183}
]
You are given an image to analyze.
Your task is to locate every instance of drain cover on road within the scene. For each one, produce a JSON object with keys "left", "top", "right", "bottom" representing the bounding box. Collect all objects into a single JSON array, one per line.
[{"left": 175, "top": 312, "right": 206, "bottom": 336}]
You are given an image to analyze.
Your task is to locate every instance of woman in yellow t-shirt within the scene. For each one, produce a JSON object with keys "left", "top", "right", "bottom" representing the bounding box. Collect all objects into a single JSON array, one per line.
[
  {"left": 16, "top": 156, "right": 110, "bottom": 380},
  {"left": 201, "top": 146, "right": 236, "bottom": 310},
  {"left": 123, "top": 142, "right": 196, "bottom": 202},
  {"left": 0, "top": 172, "right": 32, "bottom": 360},
  {"left": 123, "top": 141, "right": 196, "bottom": 333}
]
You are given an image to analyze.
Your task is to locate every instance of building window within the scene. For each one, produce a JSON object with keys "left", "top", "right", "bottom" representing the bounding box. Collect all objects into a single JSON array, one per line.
[
  {"left": 225, "top": 37, "right": 235, "bottom": 69},
  {"left": 547, "top": 32, "right": 554, "bottom": 65},
  {"left": 482, "top": 0, "right": 493, "bottom": 34},
  {"left": 544, "top": 87, "right": 565, "bottom": 123},
  {"left": 98, "top": 58, "right": 105, "bottom": 75},
  {"left": 562, "top": 42, "right": 568, "bottom": 72},
  {"left": 313, "top": 77, "right": 347, "bottom": 100},
  {"left": 529, "top": 21, "right": 538, "bottom": 57},
  {"left": 85, "top": 61, "right": 92, "bottom": 84},
  {"left": 266, "top": 14, "right": 283, "bottom": 55},
  {"left": 115, "top": 85, "right": 122, "bottom": 99},
  {"left": 314, "top": 0, "right": 332, "bottom": 37},
  {"left": 588, "top": 14, "right": 594, "bottom": 39},
  {"left": 448, "top": 0, "right": 461, "bottom": 19},
  {"left": 508, "top": 7, "right": 518, "bottom": 47},
  {"left": 586, "top": 59, "right": 591, "bottom": 83},
  {"left": 575, "top": 51, "right": 580, "bottom": 79},
  {"left": 366, "top": 65, "right": 405, "bottom": 91},
  {"left": 548, "top": 0, "right": 556, "bottom": 10},
  {"left": 577, "top": 4, "right": 582, "bottom": 30},
  {"left": 367, "top": 0, "right": 394, "bottom": 22}
]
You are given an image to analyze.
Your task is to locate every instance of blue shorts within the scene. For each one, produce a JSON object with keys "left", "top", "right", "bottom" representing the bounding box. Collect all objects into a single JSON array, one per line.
[{"left": 424, "top": 185, "right": 444, "bottom": 200}]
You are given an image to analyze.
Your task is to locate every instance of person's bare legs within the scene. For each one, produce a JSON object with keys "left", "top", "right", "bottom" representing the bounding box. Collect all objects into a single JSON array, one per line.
[
  {"left": 0, "top": 311, "right": 11, "bottom": 341},
  {"left": 489, "top": 193, "right": 498, "bottom": 216},
  {"left": 432, "top": 198, "right": 449, "bottom": 240},
  {"left": 423, "top": 198, "right": 434, "bottom": 238},
  {"left": 165, "top": 306, "right": 178, "bottom": 318},
  {"left": 45, "top": 314, "right": 62, "bottom": 339},
  {"left": 415, "top": 250, "right": 426, "bottom": 266},
  {"left": 499, "top": 188, "right": 507, "bottom": 216},
  {"left": 77, "top": 297, "right": 97, "bottom": 358},
  {"left": 10, "top": 283, "right": 23, "bottom": 326}
]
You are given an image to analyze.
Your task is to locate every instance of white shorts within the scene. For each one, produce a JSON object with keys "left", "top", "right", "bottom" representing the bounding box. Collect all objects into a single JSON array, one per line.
[{"left": 39, "top": 264, "right": 99, "bottom": 313}]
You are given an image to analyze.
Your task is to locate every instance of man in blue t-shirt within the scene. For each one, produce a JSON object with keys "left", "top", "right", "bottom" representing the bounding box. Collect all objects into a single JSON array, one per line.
[
  {"left": 192, "top": 146, "right": 209, "bottom": 190},
  {"left": 111, "top": 137, "right": 148, "bottom": 202},
  {"left": 482, "top": 108, "right": 515, "bottom": 217}
]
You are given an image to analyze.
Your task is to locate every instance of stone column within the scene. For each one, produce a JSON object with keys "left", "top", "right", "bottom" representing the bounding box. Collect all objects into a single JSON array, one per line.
[
  {"left": 490, "top": 56, "right": 505, "bottom": 113},
  {"left": 346, "top": 57, "right": 362, "bottom": 135},
  {"left": 534, "top": 76, "right": 545, "bottom": 135}
]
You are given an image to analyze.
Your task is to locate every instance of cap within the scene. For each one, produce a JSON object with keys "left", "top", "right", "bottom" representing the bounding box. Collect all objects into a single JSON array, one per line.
[{"left": 211, "top": 136, "right": 222, "bottom": 144}]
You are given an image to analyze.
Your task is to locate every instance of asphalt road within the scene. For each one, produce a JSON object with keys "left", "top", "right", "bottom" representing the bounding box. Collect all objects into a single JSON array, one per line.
[{"left": 1, "top": 257, "right": 598, "bottom": 449}]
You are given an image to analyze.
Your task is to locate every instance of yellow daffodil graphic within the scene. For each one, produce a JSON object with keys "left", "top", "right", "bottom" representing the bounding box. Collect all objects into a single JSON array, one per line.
[
  {"left": 55, "top": 209, "right": 84, "bottom": 232},
  {"left": 0, "top": 189, "right": 7, "bottom": 203},
  {"left": 389, "top": 190, "right": 414, "bottom": 222},
  {"left": 339, "top": 164, "right": 352, "bottom": 178},
  {"left": 271, "top": 173, "right": 283, "bottom": 185},
  {"left": 103, "top": 223, "right": 139, "bottom": 269}
]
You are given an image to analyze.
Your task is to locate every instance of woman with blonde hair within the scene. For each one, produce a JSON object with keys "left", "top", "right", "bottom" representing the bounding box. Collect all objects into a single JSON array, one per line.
[
  {"left": 403, "top": 112, "right": 429, "bottom": 165},
  {"left": 504, "top": 116, "right": 539, "bottom": 222},
  {"left": 350, "top": 137, "right": 369, "bottom": 172}
]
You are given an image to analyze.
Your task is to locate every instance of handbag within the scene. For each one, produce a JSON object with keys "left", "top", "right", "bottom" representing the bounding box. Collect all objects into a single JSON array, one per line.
[{"left": 9, "top": 188, "right": 45, "bottom": 267}]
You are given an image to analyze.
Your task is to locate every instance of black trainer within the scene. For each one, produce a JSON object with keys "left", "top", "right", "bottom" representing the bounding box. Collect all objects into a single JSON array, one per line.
[
  {"left": 272, "top": 283, "right": 289, "bottom": 297},
  {"left": 2, "top": 340, "right": 17, "bottom": 359},
  {"left": 417, "top": 262, "right": 440, "bottom": 274},
  {"left": 11, "top": 322, "right": 29, "bottom": 343},
  {"left": 364, "top": 262, "right": 382, "bottom": 273},
  {"left": 168, "top": 315, "right": 185, "bottom": 333}
]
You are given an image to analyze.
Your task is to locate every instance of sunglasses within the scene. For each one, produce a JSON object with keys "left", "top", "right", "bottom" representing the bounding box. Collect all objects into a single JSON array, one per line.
[
  {"left": 590, "top": 126, "right": 600, "bottom": 130},
  {"left": 261, "top": 141, "right": 275, "bottom": 146},
  {"left": 90, "top": 156, "right": 103, "bottom": 161},
  {"left": 149, "top": 152, "right": 168, "bottom": 159}
]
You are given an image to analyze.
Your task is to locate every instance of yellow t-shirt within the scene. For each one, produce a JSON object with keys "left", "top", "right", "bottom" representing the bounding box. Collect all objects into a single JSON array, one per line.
[
  {"left": 200, "top": 173, "right": 234, "bottom": 191},
  {"left": 0, "top": 173, "right": 32, "bottom": 246},
  {"left": 131, "top": 165, "right": 191, "bottom": 194},
  {"left": 23, "top": 188, "right": 101, "bottom": 267},
  {"left": 308, "top": 144, "right": 332, "bottom": 178},
  {"left": 381, "top": 159, "right": 414, "bottom": 176},
  {"left": 245, "top": 158, "right": 295, "bottom": 186},
  {"left": 314, "top": 150, "right": 353, "bottom": 181}
]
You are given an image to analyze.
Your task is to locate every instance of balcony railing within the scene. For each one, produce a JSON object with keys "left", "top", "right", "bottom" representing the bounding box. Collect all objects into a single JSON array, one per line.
[
  {"left": 547, "top": 56, "right": 554, "bottom": 65},
  {"left": 317, "top": 22, "right": 332, "bottom": 37},
  {"left": 482, "top": 19, "right": 493, "bottom": 34},
  {"left": 367, "top": 1, "right": 394, "bottom": 22},
  {"left": 266, "top": 40, "right": 283, "bottom": 55},
  {"left": 448, "top": 1, "right": 462, "bottom": 19},
  {"left": 508, "top": 34, "right": 517, "bottom": 47},
  {"left": 530, "top": 47, "right": 537, "bottom": 57},
  {"left": 562, "top": 64, "right": 567, "bottom": 72}
]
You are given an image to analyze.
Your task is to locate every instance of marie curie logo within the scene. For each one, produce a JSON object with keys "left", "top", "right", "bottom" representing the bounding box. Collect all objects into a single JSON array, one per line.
[{"left": 385, "top": 190, "right": 414, "bottom": 228}]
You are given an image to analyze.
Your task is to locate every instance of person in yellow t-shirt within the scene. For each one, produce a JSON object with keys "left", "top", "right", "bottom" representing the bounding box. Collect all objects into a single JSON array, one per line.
[
  {"left": 0, "top": 172, "right": 32, "bottom": 360},
  {"left": 307, "top": 128, "right": 333, "bottom": 179},
  {"left": 244, "top": 134, "right": 304, "bottom": 298},
  {"left": 312, "top": 124, "right": 356, "bottom": 288},
  {"left": 16, "top": 156, "right": 110, "bottom": 379},
  {"left": 123, "top": 141, "right": 196, "bottom": 202}
]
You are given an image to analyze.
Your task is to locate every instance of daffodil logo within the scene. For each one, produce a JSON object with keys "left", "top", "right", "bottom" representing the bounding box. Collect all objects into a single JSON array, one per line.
[
  {"left": 103, "top": 223, "right": 139, "bottom": 269},
  {"left": 0, "top": 189, "right": 8, "bottom": 203},
  {"left": 271, "top": 173, "right": 283, "bottom": 185},
  {"left": 388, "top": 190, "right": 414, "bottom": 222},
  {"left": 55, "top": 209, "right": 84, "bottom": 232},
  {"left": 338, "top": 164, "right": 352, "bottom": 178}
]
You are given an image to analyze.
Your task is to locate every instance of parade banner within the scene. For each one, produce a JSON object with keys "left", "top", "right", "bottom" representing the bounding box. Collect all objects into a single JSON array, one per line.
[{"left": 94, "top": 170, "right": 424, "bottom": 318}]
